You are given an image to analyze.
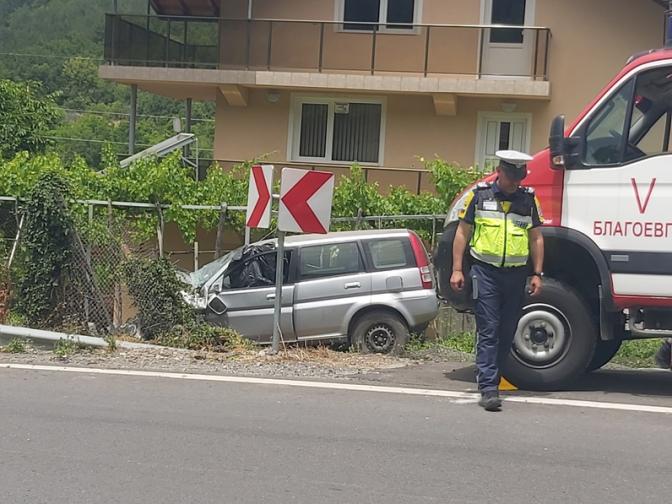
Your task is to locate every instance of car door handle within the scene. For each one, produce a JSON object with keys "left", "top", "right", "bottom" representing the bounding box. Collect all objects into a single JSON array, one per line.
[
  {"left": 344, "top": 282, "right": 361, "bottom": 289},
  {"left": 266, "top": 293, "right": 276, "bottom": 300}
]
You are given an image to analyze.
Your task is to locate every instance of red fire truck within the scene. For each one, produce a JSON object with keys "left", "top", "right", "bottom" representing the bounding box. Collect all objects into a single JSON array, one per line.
[{"left": 436, "top": 47, "right": 672, "bottom": 390}]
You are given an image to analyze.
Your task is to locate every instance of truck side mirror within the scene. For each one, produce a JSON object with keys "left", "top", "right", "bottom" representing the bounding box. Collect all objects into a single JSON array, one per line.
[{"left": 549, "top": 115, "right": 567, "bottom": 170}]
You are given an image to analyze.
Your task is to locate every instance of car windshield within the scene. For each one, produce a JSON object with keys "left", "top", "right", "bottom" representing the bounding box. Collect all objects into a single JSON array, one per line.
[{"left": 190, "top": 249, "right": 236, "bottom": 287}]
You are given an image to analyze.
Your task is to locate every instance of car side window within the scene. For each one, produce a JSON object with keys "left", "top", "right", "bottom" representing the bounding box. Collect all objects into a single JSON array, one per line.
[
  {"left": 219, "top": 251, "right": 291, "bottom": 290},
  {"left": 626, "top": 67, "right": 672, "bottom": 160},
  {"left": 364, "top": 238, "right": 414, "bottom": 270},
  {"left": 299, "top": 242, "right": 362, "bottom": 280}
]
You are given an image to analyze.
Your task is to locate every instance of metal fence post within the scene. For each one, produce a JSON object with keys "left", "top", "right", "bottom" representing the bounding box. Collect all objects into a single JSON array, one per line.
[
  {"left": 271, "top": 231, "right": 286, "bottom": 354},
  {"left": 156, "top": 205, "right": 165, "bottom": 258},
  {"left": 85, "top": 204, "right": 93, "bottom": 323}
]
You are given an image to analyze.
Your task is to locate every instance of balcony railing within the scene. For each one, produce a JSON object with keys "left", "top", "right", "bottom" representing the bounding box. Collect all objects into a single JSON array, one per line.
[{"left": 104, "top": 14, "right": 551, "bottom": 80}]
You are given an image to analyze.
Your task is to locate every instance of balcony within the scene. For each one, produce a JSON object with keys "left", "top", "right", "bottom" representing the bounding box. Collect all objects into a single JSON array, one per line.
[{"left": 102, "top": 14, "right": 551, "bottom": 99}]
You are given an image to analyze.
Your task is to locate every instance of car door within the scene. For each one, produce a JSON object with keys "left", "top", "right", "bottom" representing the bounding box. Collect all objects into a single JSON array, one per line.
[
  {"left": 293, "top": 241, "right": 371, "bottom": 340},
  {"left": 206, "top": 250, "right": 295, "bottom": 343}
]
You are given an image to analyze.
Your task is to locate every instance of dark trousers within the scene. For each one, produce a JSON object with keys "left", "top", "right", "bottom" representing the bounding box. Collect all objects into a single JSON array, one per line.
[{"left": 471, "top": 262, "right": 528, "bottom": 392}]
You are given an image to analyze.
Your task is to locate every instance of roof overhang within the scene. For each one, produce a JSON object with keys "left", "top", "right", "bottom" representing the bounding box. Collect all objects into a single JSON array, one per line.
[{"left": 149, "top": 0, "right": 220, "bottom": 17}]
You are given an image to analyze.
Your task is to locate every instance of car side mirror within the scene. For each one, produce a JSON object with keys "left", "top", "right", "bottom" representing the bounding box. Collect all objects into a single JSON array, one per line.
[{"left": 207, "top": 294, "right": 227, "bottom": 315}]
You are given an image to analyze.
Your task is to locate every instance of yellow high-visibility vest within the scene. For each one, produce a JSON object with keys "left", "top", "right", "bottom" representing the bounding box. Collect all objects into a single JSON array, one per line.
[{"left": 469, "top": 186, "right": 536, "bottom": 267}]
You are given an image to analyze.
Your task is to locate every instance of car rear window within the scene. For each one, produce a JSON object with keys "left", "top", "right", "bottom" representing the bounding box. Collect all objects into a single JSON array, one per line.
[{"left": 365, "top": 238, "right": 414, "bottom": 270}]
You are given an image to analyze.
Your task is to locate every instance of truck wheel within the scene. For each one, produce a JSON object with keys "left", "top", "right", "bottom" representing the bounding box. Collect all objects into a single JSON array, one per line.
[
  {"left": 350, "top": 310, "right": 409, "bottom": 355},
  {"left": 501, "top": 278, "right": 597, "bottom": 391},
  {"left": 587, "top": 339, "right": 622, "bottom": 371}
]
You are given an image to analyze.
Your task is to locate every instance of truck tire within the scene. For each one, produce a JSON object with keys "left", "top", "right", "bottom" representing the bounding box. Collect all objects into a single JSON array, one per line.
[
  {"left": 501, "top": 278, "right": 597, "bottom": 391},
  {"left": 350, "top": 310, "right": 409, "bottom": 355},
  {"left": 434, "top": 221, "right": 473, "bottom": 312},
  {"left": 587, "top": 338, "right": 622, "bottom": 372}
]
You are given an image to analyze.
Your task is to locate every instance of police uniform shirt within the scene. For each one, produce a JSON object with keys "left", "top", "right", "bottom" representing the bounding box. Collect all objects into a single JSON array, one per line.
[{"left": 458, "top": 182, "right": 544, "bottom": 227}]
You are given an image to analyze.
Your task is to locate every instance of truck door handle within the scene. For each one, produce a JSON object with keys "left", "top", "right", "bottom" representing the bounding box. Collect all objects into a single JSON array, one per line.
[
  {"left": 344, "top": 282, "right": 361, "bottom": 289},
  {"left": 266, "top": 293, "right": 276, "bottom": 300}
]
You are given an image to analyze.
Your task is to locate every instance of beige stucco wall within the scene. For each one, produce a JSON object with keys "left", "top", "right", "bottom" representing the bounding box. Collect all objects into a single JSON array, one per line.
[
  {"left": 212, "top": 0, "right": 665, "bottom": 175},
  {"left": 218, "top": 0, "right": 483, "bottom": 74},
  {"left": 214, "top": 87, "right": 549, "bottom": 170},
  {"left": 531, "top": 0, "right": 662, "bottom": 149}
]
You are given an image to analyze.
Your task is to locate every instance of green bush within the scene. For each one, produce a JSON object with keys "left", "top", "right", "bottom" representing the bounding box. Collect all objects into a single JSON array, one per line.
[
  {"left": 156, "top": 322, "right": 254, "bottom": 352},
  {"left": 14, "top": 172, "right": 74, "bottom": 326},
  {"left": 122, "top": 257, "right": 193, "bottom": 340}
]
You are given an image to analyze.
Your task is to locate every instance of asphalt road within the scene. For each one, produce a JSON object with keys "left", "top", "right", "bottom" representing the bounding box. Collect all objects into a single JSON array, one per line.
[{"left": 1, "top": 367, "right": 671, "bottom": 504}]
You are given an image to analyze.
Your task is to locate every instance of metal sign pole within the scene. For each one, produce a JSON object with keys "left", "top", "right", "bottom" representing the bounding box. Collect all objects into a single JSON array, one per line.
[{"left": 271, "top": 230, "right": 285, "bottom": 353}]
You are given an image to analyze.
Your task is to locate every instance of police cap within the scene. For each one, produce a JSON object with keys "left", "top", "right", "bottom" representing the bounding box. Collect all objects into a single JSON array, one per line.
[{"left": 496, "top": 150, "right": 533, "bottom": 181}]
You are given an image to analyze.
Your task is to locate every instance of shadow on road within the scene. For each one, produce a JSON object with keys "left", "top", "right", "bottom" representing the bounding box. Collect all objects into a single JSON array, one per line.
[{"left": 445, "top": 364, "right": 672, "bottom": 399}]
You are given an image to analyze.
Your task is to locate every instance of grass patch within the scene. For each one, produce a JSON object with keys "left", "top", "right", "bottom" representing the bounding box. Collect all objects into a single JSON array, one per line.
[
  {"left": 611, "top": 339, "right": 664, "bottom": 368},
  {"left": 53, "top": 338, "right": 84, "bottom": 358},
  {"left": 154, "top": 323, "right": 255, "bottom": 352},
  {"left": 104, "top": 335, "right": 117, "bottom": 352},
  {"left": 405, "top": 332, "right": 475, "bottom": 355},
  {"left": 1, "top": 337, "right": 27, "bottom": 353}
]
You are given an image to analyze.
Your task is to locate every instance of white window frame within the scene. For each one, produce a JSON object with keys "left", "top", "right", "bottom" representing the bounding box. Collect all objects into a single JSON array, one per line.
[
  {"left": 479, "top": 0, "right": 536, "bottom": 49},
  {"left": 287, "top": 94, "right": 387, "bottom": 166},
  {"left": 475, "top": 111, "right": 532, "bottom": 170},
  {"left": 335, "top": 0, "right": 423, "bottom": 35}
]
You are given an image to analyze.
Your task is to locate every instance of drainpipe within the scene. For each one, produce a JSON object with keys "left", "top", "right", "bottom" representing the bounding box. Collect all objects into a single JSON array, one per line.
[{"left": 248, "top": 0, "right": 253, "bottom": 19}]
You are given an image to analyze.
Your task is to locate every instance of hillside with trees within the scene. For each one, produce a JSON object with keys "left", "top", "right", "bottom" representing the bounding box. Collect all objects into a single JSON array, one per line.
[{"left": 0, "top": 0, "right": 215, "bottom": 166}]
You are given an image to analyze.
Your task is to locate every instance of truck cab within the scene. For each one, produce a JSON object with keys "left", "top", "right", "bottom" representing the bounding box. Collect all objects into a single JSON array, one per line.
[{"left": 436, "top": 48, "right": 672, "bottom": 390}]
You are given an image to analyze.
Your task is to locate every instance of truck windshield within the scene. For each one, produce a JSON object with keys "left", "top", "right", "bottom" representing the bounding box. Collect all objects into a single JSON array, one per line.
[{"left": 584, "top": 65, "right": 672, "bottom": 166}]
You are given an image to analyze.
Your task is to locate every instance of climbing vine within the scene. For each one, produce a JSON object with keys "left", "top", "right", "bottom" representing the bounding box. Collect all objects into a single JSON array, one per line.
[
  {"left": 0, "top": 151, "right": 482, "bottom": 244},
  {"left": 14, "top": 173, "right": 74, "bottom": 326}
]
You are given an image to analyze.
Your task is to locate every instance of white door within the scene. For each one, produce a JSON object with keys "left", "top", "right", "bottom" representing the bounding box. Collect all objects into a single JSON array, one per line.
[
  {"left": 562, "top": 64, "right": 672, "bottom": 297},
  {"left": 481, "top": 0, "right": 535, "bottom": 78},
  {"left": 477, "top": 113, "right": 531, "bottom": 171}
]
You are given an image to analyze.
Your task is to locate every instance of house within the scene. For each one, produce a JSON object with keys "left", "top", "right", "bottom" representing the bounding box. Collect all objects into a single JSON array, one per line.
[{"left": 100, "top": 0, "right": 665, "bottom": 193}]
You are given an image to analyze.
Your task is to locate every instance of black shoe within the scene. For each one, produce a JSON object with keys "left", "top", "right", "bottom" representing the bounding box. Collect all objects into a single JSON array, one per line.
[{"left": 478, "top": 391, "right": 502, "bottom": 411}]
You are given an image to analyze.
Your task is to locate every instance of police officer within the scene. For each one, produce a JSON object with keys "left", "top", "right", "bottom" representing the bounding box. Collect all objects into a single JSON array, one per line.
[{"left": 450, "top": 150, "right": 545, "bottom": 411}]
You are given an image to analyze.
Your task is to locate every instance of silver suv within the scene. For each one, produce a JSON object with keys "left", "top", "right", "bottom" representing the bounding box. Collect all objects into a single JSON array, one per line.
[{"left": 183, "top": 230, "right": 439, "bottom": 353}]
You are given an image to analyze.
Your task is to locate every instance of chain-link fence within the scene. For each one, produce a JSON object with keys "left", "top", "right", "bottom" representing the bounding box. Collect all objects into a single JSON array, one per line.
[{"left": 1, "top": 197, "right": 472, "bottom": 338}]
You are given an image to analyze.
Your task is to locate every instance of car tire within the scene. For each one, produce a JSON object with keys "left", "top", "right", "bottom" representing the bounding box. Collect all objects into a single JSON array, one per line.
[
  {"left": 587, "top": 338, "right": 622, "bottom": 372},
  {"left": 501, "top": 278, "right": 597, "bottom": 391},
  {"left": 351, "top": 310, "right": 410, "bottom": 355}
]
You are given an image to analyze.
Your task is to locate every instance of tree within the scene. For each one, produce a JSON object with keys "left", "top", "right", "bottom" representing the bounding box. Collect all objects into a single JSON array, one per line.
[{"left": 0, "top": 79, "right": 61, "bottom": 159}]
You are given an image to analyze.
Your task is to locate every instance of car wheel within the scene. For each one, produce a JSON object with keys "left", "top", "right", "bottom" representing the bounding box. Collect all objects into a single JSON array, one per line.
[
  {"left": 587, "top": 338, "right": 622, "bottom": 371},
  {"left": 501, "top": 278, "right": 597, "bottom": 391},
  {"left": 351, "top": 310, "right": 409, "bottom": 355}
]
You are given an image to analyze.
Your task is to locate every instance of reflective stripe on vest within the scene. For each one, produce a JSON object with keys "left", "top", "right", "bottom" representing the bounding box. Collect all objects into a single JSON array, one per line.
[{"left": 470, "top": 206, "right": 532, "bottom": 268}]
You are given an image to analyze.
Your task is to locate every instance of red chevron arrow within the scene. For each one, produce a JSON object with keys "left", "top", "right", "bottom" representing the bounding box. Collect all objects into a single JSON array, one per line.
[
  {"left": 246, "top": 165, "right": 271, "bottom": 228},
  {"left": 281, "top": 171, "right": 333, "bottom": 233}
]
